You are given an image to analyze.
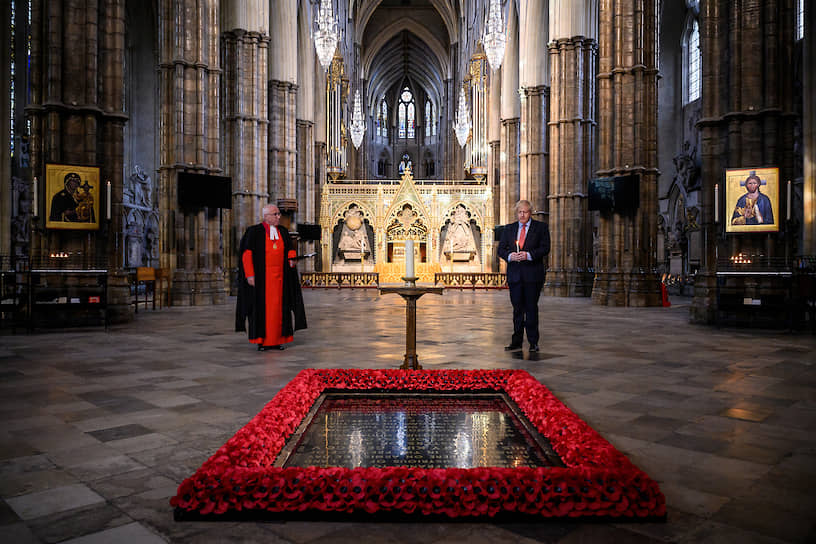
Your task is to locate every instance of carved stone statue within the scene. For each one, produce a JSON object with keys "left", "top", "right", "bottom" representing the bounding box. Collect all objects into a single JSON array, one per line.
[
  {"left": 446, "top": 205, "right": 476, "bottom": 252},
  {"left": 129, "top": 165, "right": 153, "bottom": 208},
  {"left": 337, "top": 205, "right": 369, "bottom": 259},
  {"left": 673, "top": 142, "right": 700, "bottom": 193}
]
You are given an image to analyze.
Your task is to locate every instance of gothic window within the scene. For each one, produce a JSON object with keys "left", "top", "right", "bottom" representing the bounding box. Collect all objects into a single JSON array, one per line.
[
  {"left": 9, "top": 1, "right": 15, "bottom": 159},
  {"left": 684, "top": 16, "right": 701, "bottom": 104},
  {"left": 425, "top": 99, "right": 436, "bottom": 137},
  {"left": 796, "top": 0, "right": 804, "bottom": 40},
  {"left": 378, "top": 97, "right": 388, "bottom": 140},
  {"left": 6, "top": 0, "right": 31, "bottom": 160},
  {"left": 398, "top": 87, "right": 415, "bottom": 139}
]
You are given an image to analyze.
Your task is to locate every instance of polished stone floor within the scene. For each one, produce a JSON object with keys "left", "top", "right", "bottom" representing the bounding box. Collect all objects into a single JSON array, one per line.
[{"left": 1, "top": 289, "right": 815, "bottom": 543}]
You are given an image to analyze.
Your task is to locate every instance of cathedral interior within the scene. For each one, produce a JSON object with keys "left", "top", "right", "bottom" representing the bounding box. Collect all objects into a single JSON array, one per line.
[
  {"left": 0, "top": 0, "right": 815, "bottom": 543},
  {"left": 1, "top": 0, "right": 813, "bottom": 324}
]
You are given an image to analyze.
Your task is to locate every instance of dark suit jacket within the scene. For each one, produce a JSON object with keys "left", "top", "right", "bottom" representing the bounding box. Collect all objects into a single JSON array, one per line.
[{"left": 498, "top": 220, "right": 551, "bottom": 284}]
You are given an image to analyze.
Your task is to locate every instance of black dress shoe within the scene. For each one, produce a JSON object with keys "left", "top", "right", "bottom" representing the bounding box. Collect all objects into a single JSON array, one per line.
[
  {"left": 529, "top": 344, "right": 539, "bottom": 352},
  {"left": 258, "top": 345, "right": 285, "bottom": 351},
  {"left": 504, "top": 344, "right": 522, "bottom": 351}
]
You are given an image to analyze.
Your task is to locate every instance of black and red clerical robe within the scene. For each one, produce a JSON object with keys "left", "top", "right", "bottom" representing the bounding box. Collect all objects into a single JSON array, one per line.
[{"left": 235, "top": 223, "right": 307, "bottom": 347}]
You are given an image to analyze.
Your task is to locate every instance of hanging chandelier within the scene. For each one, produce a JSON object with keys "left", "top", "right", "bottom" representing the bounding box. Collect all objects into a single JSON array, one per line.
[
  {"left": 482, "top": 0, "right": 506, "bottom": 71},
  {"left": 314, "top": 0, "right": 338, "bottom": 71},
  {"left": 349, "top": 89, "right": 366, "bottom": 149},
  {"left": 453, "top": 86, "right": 471, "bottom": 148}
]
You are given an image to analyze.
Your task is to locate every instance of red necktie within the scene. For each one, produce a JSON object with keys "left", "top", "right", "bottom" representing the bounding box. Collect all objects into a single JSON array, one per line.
[{"left": 518, "top": 223, "right": 527, "bottom": 249}]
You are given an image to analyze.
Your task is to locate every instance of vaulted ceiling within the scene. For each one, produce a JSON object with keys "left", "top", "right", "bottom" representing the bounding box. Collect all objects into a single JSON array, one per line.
[{"left": 356, "top": 0, "right": 455, "bottom": 114}]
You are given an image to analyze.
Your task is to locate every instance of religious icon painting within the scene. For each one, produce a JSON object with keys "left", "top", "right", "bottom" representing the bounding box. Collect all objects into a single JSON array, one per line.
[
  {"left": 725, "top": 166, "right": 779, "bottom": 233},
  {"left": 45, "top": 164, "right": 101, "bottom": 230}
]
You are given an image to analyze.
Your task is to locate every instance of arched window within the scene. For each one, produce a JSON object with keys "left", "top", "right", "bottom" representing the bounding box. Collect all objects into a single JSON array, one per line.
[
  {"left": 10, "top": 0, "right": 33, "bottom": 160},
  {"left": 796, "top": 0, "right": 804, "bottom": 40},
  {"left": 378, "top": 97, "right": 388, "bottom": 140},
  {"left": 398, "top": 87, "right": 415, "bottom": 139},
  {"left": 425, "top": 100, "right": 431, "bottom": 137},
  {"left": 425, "top": 99, "right": 436, "bottom": 137},
  {"left": 685, "top": 17, "right": 701, "bottom": 104}
]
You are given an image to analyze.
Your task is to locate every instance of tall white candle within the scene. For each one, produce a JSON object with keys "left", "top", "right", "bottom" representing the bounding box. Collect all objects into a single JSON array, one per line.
[
  {"left": 404, "top": 239, "right": 415, "bottom": 279},
  {"left": 787, "top": 180, "right": 791, "bottom": 220},
  {"left": 714, "top": 183, "right": 719, "bottom": 223},
  {"left": 106, "top": 180, "right": 111, "bottom": 220},
  {"left": 33, "top": 177, "right": 39, "bottom": 217}
]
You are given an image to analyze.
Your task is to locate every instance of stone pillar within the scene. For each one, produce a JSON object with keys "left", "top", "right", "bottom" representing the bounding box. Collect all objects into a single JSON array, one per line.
[
  {"left": 269, "top": 0, "right": 298, "bottom": 202},
  {"left": 499, "top": 3, "right": 520, "bottom": 225},
  {"left": 222, "top": 1, "right": 270, "bottom": 294},
  {"left": 27, "top": 0, "right": 131, "bottom": 321},
  {"left": 0, "top": 0, "right": 10, "bottom": 255},
  {"left": 518, "top": 85, "right": 549, "bottom": 214},
  {"left": 544, "top": 35, "right": 596, "bottom": 297},
  {"left": 500, "top": 118, "right": 520, "bottom": 226},
  {"left": 691, "top": 0, "right": 801, "bottom": 322},
  {"left": 518, "top": 0, "right": 549, "bottom": 214},
  {"left": 593, "top": 0, "right": 661, "bottom": 307},
  {"left": 296, "top": 0, "right": 316, "bottom": 227},
  {"left": 297, "top": 119, "right": 316, "bottom": 271},
  {"left": 805, "top": 1, "right": 815, "bottom": 254},
  {"left": 158, "top": 0, "right": 224, "bottom": 306}
]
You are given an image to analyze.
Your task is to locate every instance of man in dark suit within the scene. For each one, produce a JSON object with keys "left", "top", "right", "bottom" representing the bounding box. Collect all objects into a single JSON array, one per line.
[{"left": 498, "top": 200, "right": 550, "bottom": 352}]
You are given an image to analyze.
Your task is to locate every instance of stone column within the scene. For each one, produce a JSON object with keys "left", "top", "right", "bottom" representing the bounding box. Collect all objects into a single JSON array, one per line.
[
  {"left": 544, "top": 1, "right": 598, "bottom": 297},
  {"left": 296, "top": 0, "right": 316, "bottom": 233},
  {"left": 500, "top": 119, "right": 520, "bottom": 226},
  {"left": 805, "top": 2, "right": 815, "bottom": 254},
  {"left": 222, "top": 0, "right": 269, "bottom": 293},
  {"left": 27, "top": 0, "right": 131, "bottom": 321},
  {"left": 499, "top": 2, "right": 520, "bottom": 225},
  {"left": 593, "top": 0, "right": 661, "bottom": 307},
  {"left": 158, "top": 0, "right": 224, "bottom": 306},
  {"left": 0, "top": 0, "right": 10, "bottom": 255},
  {"left": 691, "top": 0, "right": 801, "bottom": 322},
  {"left": 313, "top": 57, "right": 327, "bottom": 271},
  {"left": 518, "top": 0, "right": 549, "bottom": 214},
  {"left": 269, "top": 0, "right": 298, "bottom": 202},
  {"left": 519, "top": 86, "right": 549, "bottom": 214}
]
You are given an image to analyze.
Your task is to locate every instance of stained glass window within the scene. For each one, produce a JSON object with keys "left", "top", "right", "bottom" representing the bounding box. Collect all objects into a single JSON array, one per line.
[
  {"left": 686, "top": 18, "right": 701, "bottom": 103},
  {"left": 398, "top": 87, "right": 414, "bottom": 139},
  {"left": 379, "top": 98, "right": 388, "bottom": 139},
  {"left": 796, "top": 0, "right": 804, "bottom": 40}
]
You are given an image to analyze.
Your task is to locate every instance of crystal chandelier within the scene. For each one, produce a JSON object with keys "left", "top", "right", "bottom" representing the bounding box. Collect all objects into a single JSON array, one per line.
[
  {"left": 483, "top": 0, "right": 506, "bottom": 71},
  {"left": 453, "top": 86, "right": 471, "bottom": 148},
  {"left": 349, "top": 89, "right": 366, "bottom": 149},
  {"left": 314, "top": 0, "right": 338, "bottom": 71}
]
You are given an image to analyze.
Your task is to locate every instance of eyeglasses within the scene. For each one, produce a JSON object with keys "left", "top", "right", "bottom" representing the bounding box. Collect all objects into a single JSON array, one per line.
[{"left": 264, "top": 212, "right": 281, "bottom": 216}]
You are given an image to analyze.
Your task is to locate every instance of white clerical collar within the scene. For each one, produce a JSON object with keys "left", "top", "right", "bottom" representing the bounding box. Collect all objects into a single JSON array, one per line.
[{"left": 267, "top": 225, "right": 279, "bottom": 240}]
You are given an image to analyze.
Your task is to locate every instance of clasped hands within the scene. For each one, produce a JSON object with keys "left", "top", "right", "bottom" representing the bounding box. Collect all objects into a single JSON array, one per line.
[{"left": 508, "top": 251, "right": 528, "bottom": 262}]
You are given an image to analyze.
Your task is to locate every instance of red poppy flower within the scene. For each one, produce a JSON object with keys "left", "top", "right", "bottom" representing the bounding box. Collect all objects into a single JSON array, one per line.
[{"left": 171, "top": 369, "right": 665, "bottom": 519}]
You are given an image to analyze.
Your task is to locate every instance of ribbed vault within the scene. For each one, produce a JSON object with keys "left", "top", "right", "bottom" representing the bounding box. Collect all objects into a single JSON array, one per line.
[{"left": 357, "top": 0, "right": 452, "bottom": 117}]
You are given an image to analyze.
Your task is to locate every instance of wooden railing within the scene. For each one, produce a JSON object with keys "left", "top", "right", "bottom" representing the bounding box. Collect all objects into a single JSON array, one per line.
[
  {"left": 434, "top": 273, "right": 507, "bottom": 289},
  {"left": 301, "top": 272, "right": 379, "bottom": 288}
]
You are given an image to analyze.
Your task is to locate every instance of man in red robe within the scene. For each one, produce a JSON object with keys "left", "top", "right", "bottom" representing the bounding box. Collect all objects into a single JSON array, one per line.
[{"left": 235, "top": 204, "right": 307, "bottom": 350}]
